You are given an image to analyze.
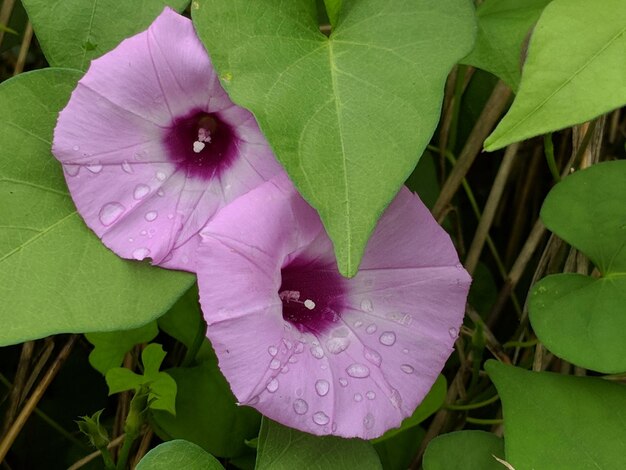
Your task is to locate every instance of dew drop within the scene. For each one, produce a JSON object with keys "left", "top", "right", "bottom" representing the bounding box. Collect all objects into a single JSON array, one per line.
[
  {"left": 326, "top": 337, "right": 350, "bottom": 354},
  {"left": 133, "top": 184, "right": 150, "bottom": 200},
  {"left": 72, "top": 145, "right": 80, "bottom": 151},
  {"left": 363, "top": 413, "right": 375, "bottom": 430},
  {"left": 293, "top": 399, "right": 308, "bottom": 415},
  {"left": 140, "top": 230, "right": 147, "bottom": 236},
  {"left": 366, "top": 391, "right": 376, "bottom": 400},
  {"left": 455, "top": 263, "right": 463, "bottom": 270},
  {"left": 360, "top": 298, "right": 374, "bottom": 312},
  {"left": 269, "top": 358, "right": 281, "bottom": 370},
  {"left": 132, "top": 247, "right": 150, "bottom": 260},
  {"left": 332, "top": 423, "right": 337, "bottom": 432},
  {"left": 86, "top": 163, "right": 103, "bottom": 174},
  {"left": 365, "top": 324, "right": 378, "bottom": 334},
  {"left": 281, "top": 366, "right": 289, "bottom": 374},
  {"left": 400, "top": 364, "right": 414, "bottom": 374},
  {"left": 354, "top": 393, "right": 363, "bottom": 402},
  {"left": 363, "top": 347, "right": 382, "bottom": 367},
  {"left": 296, "top": 388, "right": 303, "bottom": 397},
  {"left": 64, "top": 164, "right": 80, "bottom": 176},
  {"left": 157, "top": 189, "right": 165, "bottom": 197},
  {"left": 99, "top": 202, "right": 125, "bottom": 226},
  {"left": 379, "top": 331, "right": 396, "bottom": 346},
  {"left": 266, "top": 378, "right": 279, "bottom": 393},
  {"left": 448, "top": 327, "right": 458, "bottom": 339},
  {"left": 268, "top": 345, "right": 278, "bottom": 356},
  {"left": 294, "top": 341, "right": 305, "bottom": 354},
  {"left": 288, "top": 355, "right": 298, "bottom": 364},
  {"left": 353, "top": 320, "right": 363, "bottom": 328},
  {"left": 390, "top": 388, "right": 403, "bottom": 409},
  {"left": 312, "top": 412, "right": 330, "bottom": 426},
  {"left": 386, "top": 312, "right": 413, "bottom": 326},
  {"left": 121, "top": 160, "right": 133, "bottom": 174},
  {"left": 315, "top": 379, "right": 330, "bottom": 397},
  {"left": 144, "top": 211, "right": 158, "bottom": 222},
  {"left": 283, "top": 339, "right": 293, "bottom": 349},
  {"left": 346, "top": 363, "right": 370, "bottom": 378},
  {"left": 156, "top": 171, "right": 167, "bottom": 181},
  {"left": 402, "top": 348, "right": 409, "bottom": 354},
  {"left": 339, "top": 378, "right": 348, "bottom": 387},
  {"left": 311, "top": 346, "right": 324, "bottom": 359}
]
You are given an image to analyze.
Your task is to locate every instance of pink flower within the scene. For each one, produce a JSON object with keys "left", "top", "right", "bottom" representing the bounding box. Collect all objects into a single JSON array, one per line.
[
  {"left": 197, "top": 175, "right": 471, "bottom": 439},
  {"left": 52, "top": 8, "right": 282, "bottom": 271}
]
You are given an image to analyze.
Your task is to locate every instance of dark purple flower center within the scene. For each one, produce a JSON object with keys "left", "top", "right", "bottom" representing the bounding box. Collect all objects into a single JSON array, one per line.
[
  {"left": 163, "top": 109, "right": 237, "bottom": 180},
  {"left": 279, "top": 260, "right": 346, "bottom": 335}
]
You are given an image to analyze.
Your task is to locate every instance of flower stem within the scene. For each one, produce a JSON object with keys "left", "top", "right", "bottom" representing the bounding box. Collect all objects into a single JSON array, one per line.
[
  {"left": 543, "top": 133, "right": 561, "bottom": 182},
  {"left": 116, "top": 389, "right": 148, "bottom": 470}
]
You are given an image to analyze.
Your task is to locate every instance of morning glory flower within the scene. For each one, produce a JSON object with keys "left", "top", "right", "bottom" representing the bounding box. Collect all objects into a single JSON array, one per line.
[
  {"left": 52, "top": 8, "right": 282, "bottom": 271},
  {"left": 197, "top": 175, "right": 471, "bottom": 439}
]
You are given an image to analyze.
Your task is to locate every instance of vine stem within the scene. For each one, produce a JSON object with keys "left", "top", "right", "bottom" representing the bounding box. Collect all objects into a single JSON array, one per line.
[
  {"left": 67, "top": 434, "right": 126, "bottom": 470},
  {"left": 0, "top": 335, "right": 78, "bottom": 462}
]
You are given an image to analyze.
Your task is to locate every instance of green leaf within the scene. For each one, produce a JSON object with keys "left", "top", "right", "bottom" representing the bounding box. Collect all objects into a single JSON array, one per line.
[
  {"left": 193, "top": 0, "right": 476, "bottom": 276},
  {"left": 256, "top": 418, "right": 382, "bottom": 470},
  {"left": 486, "top": 361, "right": 626, "bottom": 470},
  {"left": 106, "top": 344, "right": 177, "bottom": 415},
  {"left": 423, "top": 431, "right": 505, "bottom": 470},
  {"left": 374, "top": 426, "right": 425, "bottom": 470},
  {"left": 152, "top": 363, "right": 261, "bottom": 458},
  {"left": 136, "top": 439, "right": 224, "bottom": 470},
  {"left": 21, "top": 0, "right": 190, "bottom": 70},
  {"left": 373, "top": 374, "right": 446, "bottom": 442},
  {"left": 462, "top": 0, "right": 552, "bottom": 90},
  {"left": 405, "top": 151, "right": 440, "bottom": 210},
  {"left": 86, "top": 322, "right": 158, "bottom": 375},
  {"left": 0, "top": 69, "right": 194, "bottom": 347},
  {"left": 485, "top": 0, "right": 626, "bottom": 150},
  {"left": 529, "top": 161, "right": 626, "bottom": 373},
  {"left": 323, "top": 0, "right": 342, "bottom": 27}
]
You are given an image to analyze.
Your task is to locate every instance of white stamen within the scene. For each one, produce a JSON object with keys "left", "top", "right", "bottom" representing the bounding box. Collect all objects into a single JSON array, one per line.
[
  {"left": 193, "top": 141, "right": 205, "bottom": 153},
  {"left": 279, "top": 290, "right": 300, "bottom": 302},
  {"left": 304, "top": 299, "right": 316, "bottom": 310},
  {"left": 198, "top": 127, "right": 212, "bottom": 143}
]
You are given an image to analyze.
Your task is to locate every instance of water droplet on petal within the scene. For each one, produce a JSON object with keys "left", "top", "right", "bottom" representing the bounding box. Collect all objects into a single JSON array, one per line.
[
  {"left": 315, "top": 379, "right": 330, "bottom": 397},
  {"left": 332, "top": 327, "right": 350, "bottom": 338},
  {"left": 157, "top": 189, "right": 165, "bottom": 197},
  {"left": 326, "top": 337, "right": 350, "bottom": 354},
  {"left": 288, "top": 355, "right": 298, "bottom": 364},
  {"left": 283, "top": 339, "right": 293, "bottom": 349},
  {"left": 354, "top": 393, "right": 363, "bottom": 402},
  {"left": 87, "top": 163, "right": 103, "bottom": 174},
  {"left": 156, "top": 171, "right": 167, "bottom": 181},
  {"left": 280, "top": 366, "right": 289, "bottom": 374},
  {"left": 133, "top": 184, "right": 150, "bottom": 200},
  {"left": 363, "top": 413, "right": 375, "bottom": 430},
  {"left": 310, "top": 346, "right": 324, "bottom": 359},
  {"left": 353, "top": 320, "right": 363, "bottom": 328},
  {"left": 363, "top": 347, "right": 382, "bottom": 367},
  {"left": 339, "top": 378, "right": 348, "bottom": 387},
  {"left": 360, "top": 298, "right": 374, "bottom": 312},
  {"left": 72, "top": 145, "right": 80, "bottom": 151},
  {"left": 448, "top": 327, "right": 458, "bottom": 339},
  {"left": 99, "top": 203, "right": 125, "bottom": 226},
  {"left": 386, "top": 312, "right": 413, "bottom": 326},
  {"left": 268, "top": 346, "right": 278, "bottom": 356},
  {"left": 64, "top": 164, "right": 80, "bottom": 176},
  {"left": 266, "top": 378, "right": 279, "bottom": 393},
  {"left": 132, "top": 247, "right": 150, "bottom": 260},
  {"left": 401, "top": 364, "right": 414, "bottom": 374},
  {"left": 402, "top": 348, "right": 409, "bottom": 354},
  {"left": 346, "top": 363, "right": 370, "bottom": 378},
  {"left": 455, "top": 263, "right": 463, "bottom": 270},
  {"left": 294, "top": 341, "right": 305, "bottom": 354},
  {"left": 366, "top": 324, "right": 378, "bottom": 334},
  {"left": 269, "top": 358, "right": 281, "bottom": 370},
  {"left": 332, "top": 423, "right": 337, "bottom": 432},
  {"left": 121, "top": 161, "right": 133, "bottom": 174},
  {"left": 390, "top": 388, "right": 403, "bottom": 408},
  {"left": 366, "top": 391, "right": 376, "bottom": 400},
  {"left": 293, "top": 399, "right": 308, "bottom": 415},
  {"left": 379, "top": 331, "right": 396, "bottom": 346},
  {"left": 312, "top": 412, "right": 330, "bottom": 426},
  {"left": 144, "top": 211, "right": 158, "bottom": 222}
]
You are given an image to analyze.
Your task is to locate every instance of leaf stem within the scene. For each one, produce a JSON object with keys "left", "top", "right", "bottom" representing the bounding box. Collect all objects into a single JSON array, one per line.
[
  {"left": 181, "top": 318, "right": 207, "bottom": 367},
  {"left": 446, "top": 394, "right": 499, "bottom": 411},
  {"left": 465, "top": 417, "right": 503, "bottom": 425},
  {"left": 543, "top": 133, "right": 561, "bottom": 182}
]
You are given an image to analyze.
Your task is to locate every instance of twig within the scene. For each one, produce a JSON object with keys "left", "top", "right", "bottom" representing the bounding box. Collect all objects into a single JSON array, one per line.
[
  {"left": 0, "top": 335, "right": 78, "bottom": 462},
  {"left": 13, "top": 22, "right": 33, "bottom": 76},
  {"left": 1, "top": 342, "right": 34, "bottom": 437},
  {"left": 0, "top": 0, "right": 15, "bottom": 48},
  {"left": 433, "top": 80, "right": 512, "bottom": 220}
]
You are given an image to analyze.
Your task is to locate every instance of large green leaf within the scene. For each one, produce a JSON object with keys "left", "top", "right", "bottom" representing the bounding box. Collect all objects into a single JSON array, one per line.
[
  {"left": 193, "top": 0, "right": 476, "bottom": 276},
  {"left": 423, "top": 431, "right": 505, "bottom": 470},
  {"left": 529, "top": 161, "right": 626, "bottom": 373},
  {"left": 0, "top": 69, "right": 194, "bottom": 346},
  {"left": 21, "top": 0, "right": 190, "bottom": 71},
  {"left": 485, "top": 0, "right": 626, "bottom": 150},
  {"left": 256, "top": 418, "right": 382, "bottom": 470},
  {"left": 152, "top": 363, "right": 261, "bottom": 458},
  {"left": 486, "top": 361, "right": 626, "bottom": 470},
  {"left": 462, "top": 0, "right": 552, "bottom": 90},
  {"left": 136, "top": 440, "right": 224, "bottom": 470}
]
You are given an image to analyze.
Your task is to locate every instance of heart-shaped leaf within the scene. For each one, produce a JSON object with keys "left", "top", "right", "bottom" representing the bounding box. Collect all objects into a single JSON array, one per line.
[
  {"left": 486, "top": 361, "right": 626, "bottom": 469},
  {"left": 0, "top": 69, "right": 194, "bottom": 346},
  {"left": 21, "top": 0, "right": 190, "bottom": 70},
  {"left": 529, "top": 161, "right": 626, "bottom": 373},
  {"left": 136, "top": 440, "right": 224, "bottom": 470},
  {"left": 462, "top": 0, "right": 552, "bottom": 90},
  {"left": 192, "top": 0, "right": 476, "bottom": 276},
  {"left": 485, "top": 0, "right": 626, "bottom": 150},
  {"left": 423, "top": 430, "right": 505, "bottom": 470},
  {"left": 256, "top": 418, "right": 382, "bottom": 470}
]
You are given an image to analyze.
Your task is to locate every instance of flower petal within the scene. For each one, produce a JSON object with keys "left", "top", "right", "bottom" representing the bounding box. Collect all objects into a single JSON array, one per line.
[
  {"left": 197, "top": 177, "right": 471, "bottom": 438},
  {"left": 53, "top": 8, "right": 282, "bottom": 270}
]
